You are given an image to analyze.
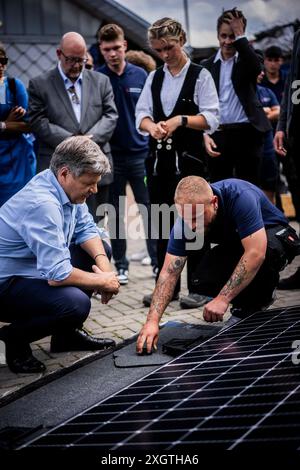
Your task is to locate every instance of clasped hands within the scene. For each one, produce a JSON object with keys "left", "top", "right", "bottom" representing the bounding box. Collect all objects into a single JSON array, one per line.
[
  {"left": 150, "top": 116, "right": 181, "bottom": 140},
  {"left": 92, "top": 265, "right": 120, "bottom": 304}
]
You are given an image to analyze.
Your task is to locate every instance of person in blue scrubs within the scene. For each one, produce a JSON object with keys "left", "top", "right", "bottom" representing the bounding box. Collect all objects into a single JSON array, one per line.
[{"left": 0, "top": 43, "right": 36, "bottom": 206}]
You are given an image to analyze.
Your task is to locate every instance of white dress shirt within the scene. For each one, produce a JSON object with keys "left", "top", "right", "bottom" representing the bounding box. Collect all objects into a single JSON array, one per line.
[
  {"left": 58, "top": 62, "right": 83, "bottom": 123},
  {"left": 135, "top": 59, "right": 219, "bottom": 135},
  {"left": 214, "top": 49, "right": 249, "bottom": 125}
]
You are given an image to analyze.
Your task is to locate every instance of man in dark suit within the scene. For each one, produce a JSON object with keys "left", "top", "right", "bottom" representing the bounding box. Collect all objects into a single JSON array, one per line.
[
  {"left": 201, "top": 8, "right": 271, "bottom": 184},
  {"left": 28, "top": 32, "right": 118, "bottom": 220},
  {"left": 274, "top": 29, "right": 300, "bottom": 290}
]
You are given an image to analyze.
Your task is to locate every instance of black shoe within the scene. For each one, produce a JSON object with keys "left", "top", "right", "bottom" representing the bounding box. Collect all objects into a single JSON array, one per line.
[
  {"left": 179, "top": 293, "right": 212, "bottom": 309},
  {"left": 278, "top": 268, "right": 300, "bottom": 290},
  {"left": 5, "top": 341, "right": 45, "bottom": 374},
  {"left": 7, "top": 354, "right": 46, "bottom": 374},
  {"left": 142, "top": 292, "right": 179, "bottom": 307},
  {"left": 51, "top": 328, "right": 116, "bottom": 353}
]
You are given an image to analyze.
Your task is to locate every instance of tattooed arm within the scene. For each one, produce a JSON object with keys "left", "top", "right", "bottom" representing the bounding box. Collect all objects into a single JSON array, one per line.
[
  {"left": 136, "top": 253, "right": 186, "bottom": 353},
  {"left": 203, "top": 228, "right": 267, "bottom": 322}
]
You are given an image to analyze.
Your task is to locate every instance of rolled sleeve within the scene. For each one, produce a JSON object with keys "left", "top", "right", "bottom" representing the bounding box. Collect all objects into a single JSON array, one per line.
[
  {"left": 19, "top": 203, "right": 73, "bottom": 281},
  {"left": 73, "top": 203, "right": 100, "bottom": 245},
  {"left": 194, "top": 68, "right": 220, "bottom": 134},
  {"left": 135, "top": 71, "right": 155, "bottom": 135},
  {"left": 43, "top": 258, "right": 73, "bottom": 281}
]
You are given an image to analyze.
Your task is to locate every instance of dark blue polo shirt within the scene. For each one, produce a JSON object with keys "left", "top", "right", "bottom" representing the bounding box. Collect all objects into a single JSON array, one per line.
[
  {"left": 98, "top": 62, "right": 149, "bottom": 156},
  {"left": 257, "top": 84, "right": 279, "bottom": 145},
  {"left": 261, "top": 69, "right": 288, "bottom": 104},
  {"left": 167, "top": 179, "right": 288, "bottom": 256}
]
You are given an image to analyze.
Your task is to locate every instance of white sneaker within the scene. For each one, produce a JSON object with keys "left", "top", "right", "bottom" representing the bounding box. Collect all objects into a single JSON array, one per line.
[
  {"left": 92, "top": 293, "right": 102, "bottom": 301},
  {"left": 141, "top": 256, "right": 151, "bottom": 266},
  {"left": 117, "top": 269, "right": 129, "bottom": 285},
  {"left": 130, "top": 250, "right": 147, "bottom": 262}
]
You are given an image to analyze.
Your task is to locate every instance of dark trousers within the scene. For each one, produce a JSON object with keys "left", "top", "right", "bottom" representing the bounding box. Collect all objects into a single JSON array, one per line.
[
  {"left": 108, "top": 155, "right": 157, "bottom": 270},
  {"left": 208, "top": 125, "right": 264, "bottom": 185},
  {"left": 189, "top": 226, "right": 288, "bottom": 310},
  {"left": 281, "top": 134, "right": 300, "bottom": 222},
  {"left": 0, "top": 243, "right": 111, "bottom": 345},
  {"left": 145, "top": 154, "right": 206, "bottom": 296}
]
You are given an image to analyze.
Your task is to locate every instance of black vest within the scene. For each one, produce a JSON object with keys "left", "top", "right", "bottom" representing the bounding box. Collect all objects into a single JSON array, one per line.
[{"left": 150, "top": 63, "right": 207, "bottom": 177}]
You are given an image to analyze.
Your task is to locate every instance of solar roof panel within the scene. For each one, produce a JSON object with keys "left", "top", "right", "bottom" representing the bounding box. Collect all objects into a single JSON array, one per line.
[{"left": 22, "top": 306, "right": 300, "bottom": 450}]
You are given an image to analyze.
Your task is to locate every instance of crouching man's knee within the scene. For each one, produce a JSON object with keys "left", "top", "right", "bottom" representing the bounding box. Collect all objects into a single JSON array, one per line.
[{"left": 58, "top": 288, "right": 91, "bottom": 327}]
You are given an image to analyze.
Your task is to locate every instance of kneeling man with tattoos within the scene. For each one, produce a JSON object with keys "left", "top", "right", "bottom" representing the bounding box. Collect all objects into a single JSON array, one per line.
[{"left": 137, "top": 176, "right": 298, "bottom": 353}]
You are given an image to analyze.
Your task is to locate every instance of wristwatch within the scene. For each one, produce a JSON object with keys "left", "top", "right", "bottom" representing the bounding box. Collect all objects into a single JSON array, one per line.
[
  {"left": 181, "top": 115, "right": 188, "bottom": 127},
  {"left": 0, "top": 121, "right": 6, "bottom": 132}
]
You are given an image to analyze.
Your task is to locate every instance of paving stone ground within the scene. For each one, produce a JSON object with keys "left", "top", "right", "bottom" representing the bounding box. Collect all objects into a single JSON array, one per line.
[{"left": 0, "top": 194, "right": 299, "bottom": 405}]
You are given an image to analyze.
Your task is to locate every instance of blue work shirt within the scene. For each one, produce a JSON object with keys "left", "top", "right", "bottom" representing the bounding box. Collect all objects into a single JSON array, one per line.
[
  {"left": 0, "top": 170, "right": 100, "bottom": 284},
  {"left": 168, "top": 179, "right": 288, "bottom": 256}
]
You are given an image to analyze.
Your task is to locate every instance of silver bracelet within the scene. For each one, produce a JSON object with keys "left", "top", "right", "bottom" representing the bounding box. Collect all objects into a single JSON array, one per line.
[{"left": 0, "top": 121, "right": 6, "bottom": 132}]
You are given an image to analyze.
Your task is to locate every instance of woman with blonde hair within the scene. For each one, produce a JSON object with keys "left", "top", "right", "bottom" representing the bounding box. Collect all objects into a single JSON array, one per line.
[{"left": 136, "top": 18, "right": 219, "bottom": 307}]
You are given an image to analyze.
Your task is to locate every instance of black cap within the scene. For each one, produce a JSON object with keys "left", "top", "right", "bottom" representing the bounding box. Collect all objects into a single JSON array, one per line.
[{"left": 264, "top": 45, "right": 283, "bottom": 59}]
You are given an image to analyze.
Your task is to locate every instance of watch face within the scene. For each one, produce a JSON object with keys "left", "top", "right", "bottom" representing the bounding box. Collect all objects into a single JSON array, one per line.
[{"left": 182, "top": 116, "right": 188, "bottom": 127}]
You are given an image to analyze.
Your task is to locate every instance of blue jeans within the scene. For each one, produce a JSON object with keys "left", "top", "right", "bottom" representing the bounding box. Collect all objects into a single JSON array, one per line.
[
  {"left": 109, "top": 154, "right": 157, "bottom": 270},
  {"left": 0, "top": 243, "right": 111, "bottom": 345}
]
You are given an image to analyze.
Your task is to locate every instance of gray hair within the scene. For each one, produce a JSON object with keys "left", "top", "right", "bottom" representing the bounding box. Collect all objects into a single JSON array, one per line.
[{"left": 50, "top": 136, "right": 111, "bottom": 178}]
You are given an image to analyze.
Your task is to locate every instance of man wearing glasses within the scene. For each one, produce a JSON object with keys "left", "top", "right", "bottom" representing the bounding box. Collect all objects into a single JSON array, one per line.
[{"left": 28, "top": 32, "right": 118, "bottom": 219}]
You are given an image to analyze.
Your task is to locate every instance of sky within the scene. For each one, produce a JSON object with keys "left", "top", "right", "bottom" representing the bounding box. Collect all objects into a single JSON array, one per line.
[{"left": 115, "top": 0, "right": 300, "bottom": 47}]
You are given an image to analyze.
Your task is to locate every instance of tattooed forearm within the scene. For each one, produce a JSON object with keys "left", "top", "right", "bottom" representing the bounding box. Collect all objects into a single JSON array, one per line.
[
  {"left": 166, "top": 256, "right": 186, "bottom": 275},
  {"left": 219, "top": 257, "right": 248, "bottom": 299},
  {"left": 147, "top": 256, "right": 186, "bottom": 322}
]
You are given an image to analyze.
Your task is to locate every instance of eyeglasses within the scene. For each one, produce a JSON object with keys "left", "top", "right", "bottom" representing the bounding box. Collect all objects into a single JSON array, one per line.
[
  {"left": 0, "top": 57, "right": 8, "bottom": 66},
  {"left": 84, "top": 63, "right": 93, "bottom": 70},
  {"left": 60, "top": 50, "right": 88, "bottom": 65}
]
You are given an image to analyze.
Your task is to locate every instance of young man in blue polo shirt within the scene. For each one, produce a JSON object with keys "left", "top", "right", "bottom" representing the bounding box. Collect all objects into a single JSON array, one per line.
[
  {"left": 137, "top": 176, "right": 298, "bottom": 353},
  {"left": 97, "top": 24, "right": 157, "bottom": 286}
]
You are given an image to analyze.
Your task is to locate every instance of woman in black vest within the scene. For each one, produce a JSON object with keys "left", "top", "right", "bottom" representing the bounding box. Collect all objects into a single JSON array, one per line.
[{"left": 136, "top": 18, "right": 219, "bottom": 307}]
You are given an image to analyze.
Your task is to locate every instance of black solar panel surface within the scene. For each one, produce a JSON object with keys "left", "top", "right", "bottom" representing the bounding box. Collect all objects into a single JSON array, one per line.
[{"left": 23, "top": 306, "right": 300, "bottom": 450}]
